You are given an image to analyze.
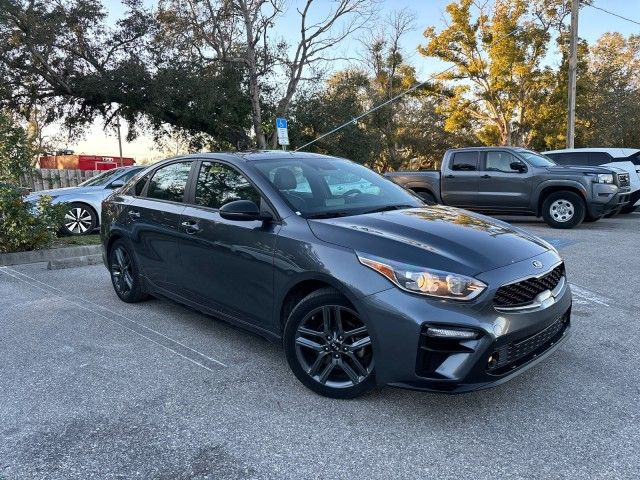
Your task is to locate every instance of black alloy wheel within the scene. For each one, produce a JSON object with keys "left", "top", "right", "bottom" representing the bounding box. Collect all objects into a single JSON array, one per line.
[
  {"left": 284, "top": 288, "right": 375, "bottom": 399},
  {"left": 109, "top": 239, "right": 147, "bottom": 303}
]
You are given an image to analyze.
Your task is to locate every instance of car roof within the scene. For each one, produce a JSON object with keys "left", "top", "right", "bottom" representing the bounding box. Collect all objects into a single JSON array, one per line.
[
  {"left": 543, "top": 147, "right": 640, "bottom": 157},
  {"left": 446, "top": 146, "right": 530, "bottom": 152},
  {"left": 169, "top": 150, "right": 342, "bottom": 163}
]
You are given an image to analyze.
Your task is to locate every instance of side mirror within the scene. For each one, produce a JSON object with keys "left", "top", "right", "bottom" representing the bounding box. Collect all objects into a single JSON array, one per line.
[
  {"left": 510, "top": 161, "right": 527, "bottom": 173},
  {"left": 219, "top": 200, "right": 272, "bottom": 222},
  {"left": 109, "top": 179, "right": 126, "bottom": 189}
]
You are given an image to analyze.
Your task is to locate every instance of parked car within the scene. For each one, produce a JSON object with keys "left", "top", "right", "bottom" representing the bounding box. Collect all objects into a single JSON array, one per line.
[
  {"left": 101, "top": 151, "right": 571, "bottom": 399},
  {"left": 25, "top": 166, "right": 145, "bottom": 235},
  {"left": 543, "top": 148, "right": 640, "bottom": 214},
  {"left": 386, "top": 147, "right": 631, "bottom": 228}
]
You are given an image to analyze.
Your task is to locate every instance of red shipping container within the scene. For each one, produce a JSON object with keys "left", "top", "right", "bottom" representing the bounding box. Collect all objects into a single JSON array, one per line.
[{"left": 39, "top": 155, "right": 135, "bottom": 170}]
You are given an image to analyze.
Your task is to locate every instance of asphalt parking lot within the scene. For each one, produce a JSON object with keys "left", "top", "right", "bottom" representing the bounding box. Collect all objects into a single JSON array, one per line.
[{"left": 1, "top": 213, "right": 639, "bottom": 479}]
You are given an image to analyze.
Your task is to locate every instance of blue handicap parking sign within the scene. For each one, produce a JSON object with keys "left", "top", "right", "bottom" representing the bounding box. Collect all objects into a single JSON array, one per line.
[{"left": 276, "top": 118, "right": 287, "bottom": 129}]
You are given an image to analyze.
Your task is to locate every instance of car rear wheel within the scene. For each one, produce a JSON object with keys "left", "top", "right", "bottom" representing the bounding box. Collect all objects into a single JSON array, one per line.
[
  {"left": 62, "top": 202, "right": 97, "bottom": 236},
  {"left": 284, "top": 288, "right": 376, "bottom": 399},
  {"left": 109, "top": 239, "right": 148, "bottom": 303},
  {"left": 542, "top": 191, "right": 585, "bottom": 229},
  {"left": 413, "top": 189, "right": 437, "bottom": 205}
]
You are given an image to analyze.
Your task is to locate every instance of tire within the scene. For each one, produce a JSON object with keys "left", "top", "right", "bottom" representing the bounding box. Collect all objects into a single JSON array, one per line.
[
  {"left": 108, "top": 239, "right": 148, "bottom": 303},
  {"left": 541, "top": 191, "right": 586, "bottom": 229},
  {"left": 283, "top": 288, "right": 376, "bottom": 399},
  {"left": 61, "top": 202, "right": 97, "bottom": 236},
  {"left": 620, "top": 205, "right": 638, "bottom": 214},
  {"left": 413, "top": 189, "right": 437, "bottom": 205}
]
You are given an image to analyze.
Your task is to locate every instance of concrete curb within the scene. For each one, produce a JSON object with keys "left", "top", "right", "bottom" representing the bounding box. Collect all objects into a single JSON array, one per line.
[
  {"left": 47, "top": 254, "right": 103, "bottom": 270},
  {"left": 0, "top": 244, "right": 102, "bottom": 267}
]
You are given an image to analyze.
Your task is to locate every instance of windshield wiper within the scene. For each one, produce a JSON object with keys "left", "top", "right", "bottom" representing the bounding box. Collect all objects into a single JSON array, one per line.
[{"left": 361, "top": 204, "right": 415, "bottom": 215}]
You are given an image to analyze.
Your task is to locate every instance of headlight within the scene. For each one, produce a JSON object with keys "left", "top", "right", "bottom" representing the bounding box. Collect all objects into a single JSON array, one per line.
[
  {"left": 357, "top": 254, "right": 486, "bottom": 301},
  {"left": 594, "top": 173, "right": 614, "bottom": 184}
]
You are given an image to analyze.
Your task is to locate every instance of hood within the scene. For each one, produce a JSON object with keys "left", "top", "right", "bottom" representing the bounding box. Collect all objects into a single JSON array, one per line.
[
  {"left": 545, "top": 165, "right": 617, "bottom": 175},
  {"left": 308, "top": 206, "right": 550, "bottom": 276},
  {"left": 26, "top": 185, "right": 101, "bottom": 200}
]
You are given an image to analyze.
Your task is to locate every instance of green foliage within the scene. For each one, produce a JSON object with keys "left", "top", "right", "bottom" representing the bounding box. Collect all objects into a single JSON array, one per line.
[
  {"left": 0, "top": 111, "right": 34, "bottom": 184},
  {"left": 419, "top": 0, "right": 567, "bottom": 147},
  {"left": 0, "top": 186, "right": 67, "bottom": 253}
]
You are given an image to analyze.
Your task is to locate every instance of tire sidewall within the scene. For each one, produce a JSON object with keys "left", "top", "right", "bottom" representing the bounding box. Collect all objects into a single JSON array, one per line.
[
  {"left": 542, "top": 191, "right": 585, "bottom": 229},
  {"left": 283, "top": 290, "right": 376, "bottom": 399},
  {"left": 108, "top": 238, "right": 146, "bottom": 303}
]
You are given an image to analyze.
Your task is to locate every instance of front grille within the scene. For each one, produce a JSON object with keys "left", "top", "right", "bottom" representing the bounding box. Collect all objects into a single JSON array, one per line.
[
  {"left": 493, "top": 263, "right": 565, "bottom": 308},
  {"left": 488, "top": 309, "right": 570, "bottom": 374},
  {"left": 617, "top": 173, "right": 630, "bottom": 188}
]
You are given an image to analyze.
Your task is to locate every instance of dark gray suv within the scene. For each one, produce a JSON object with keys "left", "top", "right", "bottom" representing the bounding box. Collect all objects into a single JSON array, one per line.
[{"left": 101, "top": 151, "right": 572, "bottom": 398}]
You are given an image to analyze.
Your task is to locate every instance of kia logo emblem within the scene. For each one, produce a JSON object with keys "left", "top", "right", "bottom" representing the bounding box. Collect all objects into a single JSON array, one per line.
[{"left": 532, "top": 260, "right": 543, "bottom": 269}]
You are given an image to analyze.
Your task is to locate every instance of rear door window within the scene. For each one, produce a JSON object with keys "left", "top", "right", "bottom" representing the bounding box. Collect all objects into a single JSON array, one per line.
[
  {"left": 588, "top": 152, "right": 612, "bottom": 165},
  {"left": 145, "top": 162, "right": 192, "bottom": 202},
  {"left": 451, "top": 152, "right": 479, "bottom": 171},
  {"left": 548, "top": 152, "right": 590, "bottom": 165}
]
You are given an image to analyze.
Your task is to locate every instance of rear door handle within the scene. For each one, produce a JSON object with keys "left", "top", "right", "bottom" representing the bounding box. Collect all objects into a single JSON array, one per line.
[
  {"left": 481, "top": 174, "right": 491, "bottom": 179},
  {"left": 181, "top": 220, "right": 201, "bottom": 234},
  {"left": 445, "top": 174, "right": 455, "bottom": 179},
  {"left": 128, "top": 210, "right": 140, "bottom": 218}
]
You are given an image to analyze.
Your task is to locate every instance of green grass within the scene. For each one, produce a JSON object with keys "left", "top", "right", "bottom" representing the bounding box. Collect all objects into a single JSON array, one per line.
[{"left": 48, "top": 233, "right": 102, "bottom": 249}]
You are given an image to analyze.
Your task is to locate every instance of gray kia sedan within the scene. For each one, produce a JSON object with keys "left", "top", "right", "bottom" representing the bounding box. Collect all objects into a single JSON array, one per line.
[
  {"left": 26, "top": 166, "right": 145, "bottom": 235},
  {"left": 101, "top": 151, "right": 572, "bottom": 398}
]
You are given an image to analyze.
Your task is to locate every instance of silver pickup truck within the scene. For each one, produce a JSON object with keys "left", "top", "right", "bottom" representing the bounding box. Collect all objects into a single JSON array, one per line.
[{"left": 386, "top": 147, "right": 631, "bottom": 228}]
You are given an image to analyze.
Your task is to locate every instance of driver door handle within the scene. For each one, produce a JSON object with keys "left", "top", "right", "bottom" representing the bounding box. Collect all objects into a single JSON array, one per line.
[
  {"left": 181, "top": 220, "right": 201, "bottom": 234},
  {"left": 481, "top": 174, "right": 491, "bottom": 179},
  {"left": 445, "top": 174, "right": 455, "bottom": 179}
]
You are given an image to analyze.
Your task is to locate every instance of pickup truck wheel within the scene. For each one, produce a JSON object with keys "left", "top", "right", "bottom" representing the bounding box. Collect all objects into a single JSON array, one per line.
[
  {"left": 413, "top": 189, "right": 436, "bottom": 205},
  {"left": 542, "top": 191, "right": 585, "bottom": 229}
]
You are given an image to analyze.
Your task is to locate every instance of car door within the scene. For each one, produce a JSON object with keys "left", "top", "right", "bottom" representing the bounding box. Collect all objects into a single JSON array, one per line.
[
  {"left": 127, "top": 160, "right": 193, "bottom": 292},
  {"left": 440, "top": 151, "right": 480, "bottom": 207},
  {"left": 476, "top": 150, "right": 533, "bottom": 210},
  {"left": 178, "top": 160, "right": 280, "bottom": 328}
]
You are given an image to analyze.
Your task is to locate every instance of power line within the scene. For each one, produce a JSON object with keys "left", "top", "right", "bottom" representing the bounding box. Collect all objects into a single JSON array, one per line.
[
  {"left": 588, "top": 4, "right": 640, "bottom": 27},
  {"left": 295, "top": 27, "right": 520, "bottom": 152}
]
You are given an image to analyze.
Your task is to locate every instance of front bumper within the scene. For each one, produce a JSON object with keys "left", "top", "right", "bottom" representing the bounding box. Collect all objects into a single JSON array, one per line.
[
  {"left": 587, "top": 184, "right": 630, "bottom": 217},
  {"left": 359, "top": 250, "right": 572, "bottom": 393}
]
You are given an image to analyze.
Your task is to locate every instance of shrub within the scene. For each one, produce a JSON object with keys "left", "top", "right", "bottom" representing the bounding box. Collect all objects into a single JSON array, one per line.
[{"left": 0, "top": 185, "right": 67, "bottom": 253}]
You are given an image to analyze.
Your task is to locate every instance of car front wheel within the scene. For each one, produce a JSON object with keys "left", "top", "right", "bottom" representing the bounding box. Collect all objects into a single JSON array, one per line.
[
  {"left": 542, "top": 191, "right": 585, "bottom": 229},
  {"left": 62, "top": 202, "right": 97, "bottom": 235},
  {"left": 284, "top": 288, "right": 376, "bottom": 399}
]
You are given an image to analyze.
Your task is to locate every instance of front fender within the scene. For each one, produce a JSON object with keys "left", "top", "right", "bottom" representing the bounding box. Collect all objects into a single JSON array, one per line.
[{"left": 532, "top": 179, "right": 589, "bottom": 214}]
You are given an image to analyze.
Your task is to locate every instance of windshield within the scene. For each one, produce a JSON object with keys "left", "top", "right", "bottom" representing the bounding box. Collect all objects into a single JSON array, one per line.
[
  {"left": 252, "top": 157, "right": 422, "bottom": 218},
  {"left": 517, "top": 149, "right": 557, "bottom": 167},
  {"left": 79, "top": 168, "right": 127, "bottom": 187}
]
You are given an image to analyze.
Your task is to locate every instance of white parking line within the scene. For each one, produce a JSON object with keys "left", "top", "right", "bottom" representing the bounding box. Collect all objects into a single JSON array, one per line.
[
  {"left": 0, "top": 266, "right": 228, "bottom": 371},
  {"left": 569, "top": 283, "right": 611, "bottom": 307}
]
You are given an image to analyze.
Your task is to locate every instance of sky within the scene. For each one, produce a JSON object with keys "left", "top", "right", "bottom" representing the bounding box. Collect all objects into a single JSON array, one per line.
[{"left": 48, "top": 0, "right": 640, "bottom": 160}]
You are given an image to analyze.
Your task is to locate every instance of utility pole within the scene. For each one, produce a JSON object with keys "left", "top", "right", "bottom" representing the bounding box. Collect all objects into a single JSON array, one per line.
[
  {"left": 566, "top": 0, "right": 579, "bottom": 148},
  {"left": 116, "top": 117, "right": 124, "bottom": 166}
]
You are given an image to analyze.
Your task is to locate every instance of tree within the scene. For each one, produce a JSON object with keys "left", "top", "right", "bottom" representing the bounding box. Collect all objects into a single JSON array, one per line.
[
  {"left": 0, "top": 110, "right": 34, "bottom": 184},
  {"left": 156, "top": 0, "right": 376, "bottom": 149},
  {"left": 579, "top": 33, "right": 640, "bottom": 147},
  {"left": 418, "top": 0, "right": 570, "bottom": 147},
  {"left": 0, "top": 0, "right": 251, "bottom": 148}
]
